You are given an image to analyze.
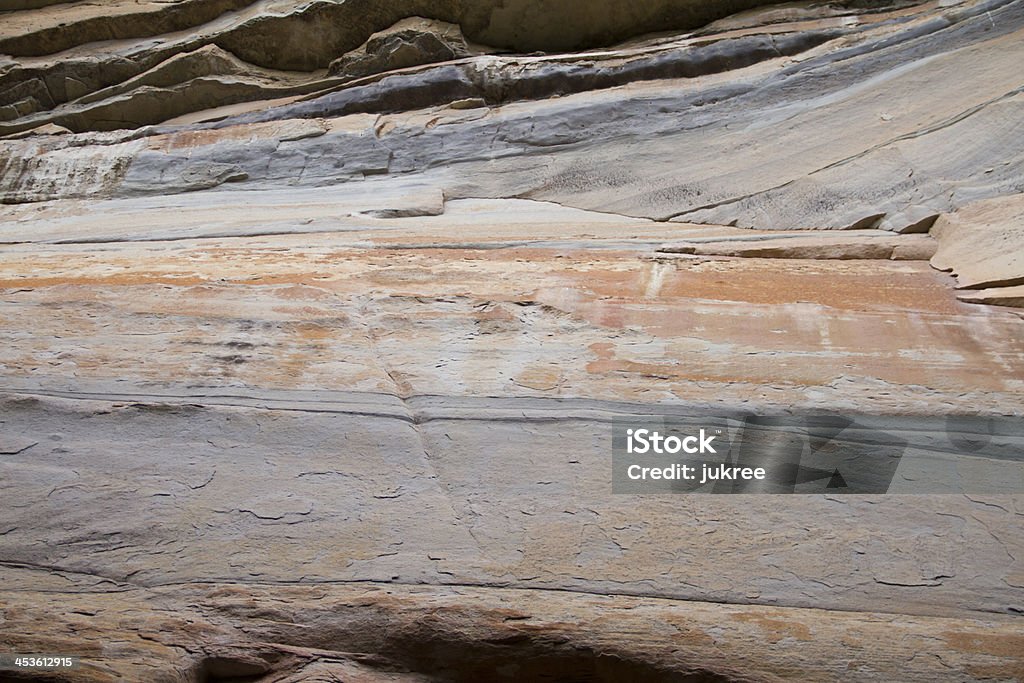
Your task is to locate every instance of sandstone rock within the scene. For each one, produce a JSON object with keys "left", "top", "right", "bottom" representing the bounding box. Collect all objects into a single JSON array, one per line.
[
  {"left": 447, "top": 96, "right": 487, "bottom": 109},
  {"left": 0, "top": 0, "right": 1022, "bottom": 680},
  {"left": 958, "top": 285, "right": 1024, "bottom": 308},
  {"left": 329, "top": 18, "right": 471, "bottom": 81},
  {"left": 931, "top": 193, "right": 1024, "bottom": 306},
  {"left": 2, "top": 570, "right": 1023, "bottom": 681},
  {"left": 658, "top": 230, "right": 938, "bottom": 260},
  {"left": 0, "top": 45, "right": 336, "bottom": 135},
  {"left": 0, "top": 0, "right": 809, "bottom": 73},
  {"left": 2, "top": 0, "right": 1021, "bottom": 234},
  {"left": 6, "top": 121, "right": 71, "bottom": 138}
]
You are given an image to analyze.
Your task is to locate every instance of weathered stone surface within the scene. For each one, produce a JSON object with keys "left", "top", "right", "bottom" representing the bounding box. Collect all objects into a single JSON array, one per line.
[
  {"left": 931, "top": 193, "right": 1024, "bottom": 306},
  {"left": 0, "top": 194, "right": 1020, "bottom": 411},
  {"left": 0, "top": 0, "right": 1022, "bottom": 681},
  {"left": 958, "top": 284, "right": 1024, "bottom": 308},
  {"left": 0, "top": 0, "right": 821, "bottom": 130},
  {"left": 3, "top": 568, "right": 1023, "bottom": 681},
  {"left": 659, "top": 230, "right": 938, "bottom": 260},
  {"left": 3, "top": 0, "right": 1023, "bottom": 233},
  {"left": 328, "top": 18, "right": 471, "bottom": 81},
  {"left": 0, "top": 0, "right": 831, "bottom": 63}
]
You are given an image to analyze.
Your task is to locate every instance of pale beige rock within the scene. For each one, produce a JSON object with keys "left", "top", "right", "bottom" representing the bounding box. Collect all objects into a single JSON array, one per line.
[
  {"left": 957, "top": 284, "right": 1024, "bottom": 308},
  {"left": 659, "top": 231, "right": 938, "bottom": 260},
  {"left": 2, "top": 567, "right": 1023, "bottom": 682},
  {"left": 0, "top": 195, "right": 1018, "bottom": 411},
  {"left": 931, "top": 193, "right": 1024, "bottom": 306},
  {"left": 5, "top": 122, "right": 72, "bottom": 138}
]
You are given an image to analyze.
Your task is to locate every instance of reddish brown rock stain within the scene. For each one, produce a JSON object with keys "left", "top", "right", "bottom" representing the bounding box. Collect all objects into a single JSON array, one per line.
[
  {"left": 1, "top": 245, "right": 1019, "bottom": 393},
  {"left": 944, "top": 631, "right": 1024, "bottom": 658},
  {"left": 731, "top": 612, "right": 813, "bottom": 643}
]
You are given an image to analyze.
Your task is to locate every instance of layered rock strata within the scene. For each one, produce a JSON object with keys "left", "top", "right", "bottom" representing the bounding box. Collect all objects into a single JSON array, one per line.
[{"left": 0, "top": 0, "right": 1022, "bottom": 681}]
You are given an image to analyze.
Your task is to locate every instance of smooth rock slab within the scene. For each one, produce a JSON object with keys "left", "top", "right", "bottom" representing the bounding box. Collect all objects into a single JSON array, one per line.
[{"left": 931, "top": 192, "right": 1024, "bottom": 302}]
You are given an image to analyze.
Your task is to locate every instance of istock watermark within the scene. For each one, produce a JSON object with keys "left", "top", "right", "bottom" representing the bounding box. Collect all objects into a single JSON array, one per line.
[
  {"left": 611, "top": 414, "right": 1024, "bottom": 494},
  {"left": 626, "top": 427, "right": 720, "bottom": 455}
]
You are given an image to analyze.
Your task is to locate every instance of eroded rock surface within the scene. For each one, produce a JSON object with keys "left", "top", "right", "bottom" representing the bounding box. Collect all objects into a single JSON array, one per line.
[
  {"left": 2, "top": 0, "right": 1024, "bottom": 233},
  {"left": 1, "top": 0, "right": 1023, "bottom": 681},
  {"left": 328, "top": 18, "right": 471, "bottom": 81},
  {"left": 931, "top": 192, "right": 1024, "bottom": 305}
]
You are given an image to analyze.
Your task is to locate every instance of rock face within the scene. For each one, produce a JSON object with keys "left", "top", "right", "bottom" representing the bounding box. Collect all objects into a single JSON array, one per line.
[
  {"left": 931, "top": 193, "right": 1024, "bottom": 305},
  {"left": 328, "top": 18, "right": 471, "bottom": 80},
  {"left": 3, "top": 0, "right": 1024, "bottom": 229},
  {"left": 1, "top": 0, "right": 1023, "bottom": 681}
]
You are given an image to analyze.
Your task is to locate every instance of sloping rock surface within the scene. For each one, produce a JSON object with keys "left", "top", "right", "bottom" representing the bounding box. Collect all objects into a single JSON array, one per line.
[{"left": 1, "top": 0, "right": 1023, "bottom": 233}]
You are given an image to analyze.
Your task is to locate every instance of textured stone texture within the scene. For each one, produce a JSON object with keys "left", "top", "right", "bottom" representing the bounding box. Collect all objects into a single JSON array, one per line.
[
  {"left": 1, "top": 0, "right": 1023, "bottom": 681},
  {"left": 3, "top": 0, "right": 1024, "bottom": 232},
  {"left": 328, "top": 18, "right": 471, "bottom": 81},
  {"left": 3, "top": 568, "right": 1024, "bottom": 682},
  {"left": 931, "top": 192, "right": 1024, "bottom": 304}
]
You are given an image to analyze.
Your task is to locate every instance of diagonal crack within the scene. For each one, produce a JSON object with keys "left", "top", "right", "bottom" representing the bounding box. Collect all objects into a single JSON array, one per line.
[{"left": 352, "top": 294, "right": 505, "bottom": 574}]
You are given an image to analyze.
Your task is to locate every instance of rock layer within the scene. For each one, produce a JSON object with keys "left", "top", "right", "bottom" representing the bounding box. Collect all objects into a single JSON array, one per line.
[
  {"left": 1, "top": 193, "right": 1023, "bottom": 680},
  {"left": 931, "top": 193, "right": 1024, "bottom": 305},
  {"left": 328, "top": 18, "right": 471, "bottom": 81},
  {"left": 3, "top": 570, "right": 1024, "bottom": 682},
  {"left": 1, "top": 0, "right": 1023, "bottom": 681},
  {"left": 2, "top": 0, "right": 1023, "bottom": 235}
]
